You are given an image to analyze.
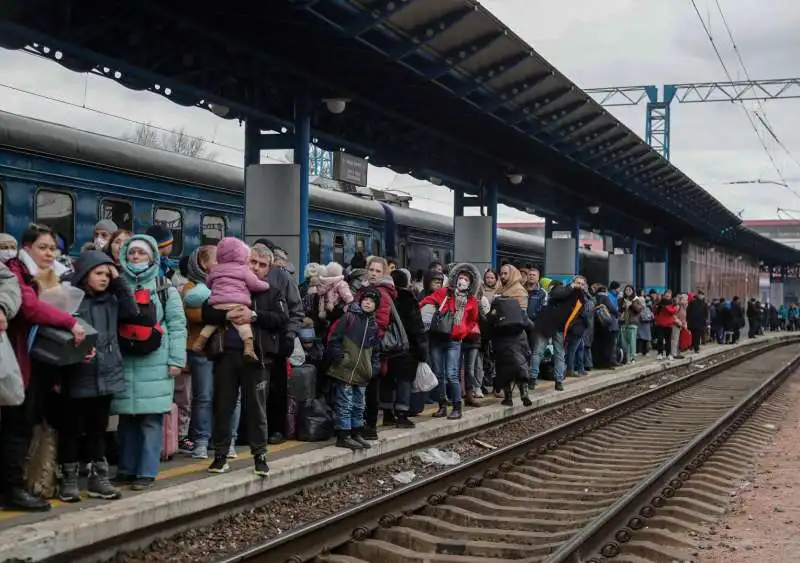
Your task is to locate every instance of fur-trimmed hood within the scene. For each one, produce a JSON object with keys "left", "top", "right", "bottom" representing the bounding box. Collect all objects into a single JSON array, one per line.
[{"left": 446, "top": 262, "right": 481, "bottom": 296}]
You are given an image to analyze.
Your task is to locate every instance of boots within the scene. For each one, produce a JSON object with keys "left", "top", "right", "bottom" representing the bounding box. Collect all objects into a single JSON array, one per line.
[
  {"left": 3, "top": 487, "right": 50, "bottom": 512},
  {"left": 88, "top": 459, "right": 122, "bottom": 500},
  {"left": 58, "top": 462, "right": 81, "bottom": 503},
  {"left": 501, "top": 386, "right": 513, "bottom": 407},
  {"left": 395, "top": 413, "right": 415, "bottom": 429},
  {"left": 519, "top": 383, "right": 533, "bottom": 407},
  {"left": 335, "top": 429, "right": 365, "bottom": 451},
  {"left": 351, "top": 428, "right": 372, "bottom": 449},
  {"left": 381, "top": 409, "right": 396, "bottom": 427},
  {"left": 464, "top": 390, "right": 481, "bottom": 408},
  {"left": 447, "top": 402, "right": 462, "bottom": 420},
  {"left": 432, "top": 401, "right": 448, "bottom": 418},
  {"left": 242, "top": 337, "right": 259, "bottom": 361}
]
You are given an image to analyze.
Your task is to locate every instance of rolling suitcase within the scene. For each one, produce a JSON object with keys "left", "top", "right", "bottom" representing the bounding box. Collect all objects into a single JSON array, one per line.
[{"left": 161, "top": 403, "right": 179, "bottom": 461}]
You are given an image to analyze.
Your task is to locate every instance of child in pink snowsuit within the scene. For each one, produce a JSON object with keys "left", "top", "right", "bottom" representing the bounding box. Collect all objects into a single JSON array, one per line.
[{"left": 193, "top": 237, "right": 269, "bottom": 360}]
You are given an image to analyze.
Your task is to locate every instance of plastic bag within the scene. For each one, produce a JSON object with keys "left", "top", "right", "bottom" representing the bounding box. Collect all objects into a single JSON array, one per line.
[
  {"left": 416, "top": 447, "right": 461, "bottom": 466},
  {"left": 412, "top": 362, "right": 438, "bottom": 393},
  {"left": 288, "top": 337, "right": 305, "bottom": 367},
  {"left": 296, "top": 396, "right": 334, "bottom": 442},
  {"left": 38, "top": 282, "right": 85, "bottom": 314},
  {"left": 290, "top": 364, "right": 317, "bottom": 404},
  {"left": 0, "top": 333, "right": 24, "bottom": 406}
]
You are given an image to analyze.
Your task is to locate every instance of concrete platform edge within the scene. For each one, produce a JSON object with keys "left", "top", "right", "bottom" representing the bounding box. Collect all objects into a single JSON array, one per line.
[{"left": 1, "top": 335, "right": 796, "bottom": 561}]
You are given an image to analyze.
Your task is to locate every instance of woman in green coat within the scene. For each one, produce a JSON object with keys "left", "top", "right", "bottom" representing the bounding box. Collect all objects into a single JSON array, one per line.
[{"left": 111, "top": 234, "right": 186, "bottom": 490}]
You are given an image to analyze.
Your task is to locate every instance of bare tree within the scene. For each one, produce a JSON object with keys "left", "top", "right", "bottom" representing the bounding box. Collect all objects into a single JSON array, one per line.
[{"left": 123, "top": 123, "right": 216, "bottom": 160}]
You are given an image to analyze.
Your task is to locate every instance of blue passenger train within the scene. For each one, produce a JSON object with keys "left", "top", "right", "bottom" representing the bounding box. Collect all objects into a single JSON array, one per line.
[{"left": 0, "top": 110, "right": 608, "bottom": 280}]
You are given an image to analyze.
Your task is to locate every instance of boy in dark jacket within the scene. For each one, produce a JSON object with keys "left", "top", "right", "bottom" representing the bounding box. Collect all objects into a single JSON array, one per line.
[
  {"left": 326, "top": 288, "right": 381, "bottom": 450},
  {"left": 60, "top": 251, "right": 138, "bottom": 503}
]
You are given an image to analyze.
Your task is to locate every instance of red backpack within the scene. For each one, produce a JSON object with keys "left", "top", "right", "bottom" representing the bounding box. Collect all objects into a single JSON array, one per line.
[{"left": 118, "top": 277, "right": 169, "bottom": 356}]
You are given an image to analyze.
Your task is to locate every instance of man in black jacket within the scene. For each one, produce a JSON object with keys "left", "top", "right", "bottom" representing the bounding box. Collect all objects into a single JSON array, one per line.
[
  {"left": 686, "top": 292, "right": 709, "bottom": 353},
  {"left": 201, "top": 246, "right": 289, "bottom": 477},
  {"left": 534, "top": 276, "right": 588, "bottom": 391}
]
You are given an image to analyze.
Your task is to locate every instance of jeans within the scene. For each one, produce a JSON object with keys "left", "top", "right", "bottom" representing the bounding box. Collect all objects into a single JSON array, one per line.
[
  {"left": 188, "top": 351, "right": 213, "bottom": 445},
  {"left": 430, "top": 340, "right": 462, "bottom": 404},
  {"left": 531, "top": 333, "right": 566, "bottom": 383},
  {"left": 333, "top": 382, "right": 366, "bottom": 430},
  {"left": 118, "top": 413, "right": 163, "bottom": 479},
  {"left": 566, "top": 336, "right": 585, "bottom": 374},
  {"left": 461, "top": 346, "right": 482, "bottom": 392},
  {"left": 621, "top": 325, "right": 637, "bottom": 363},
  {"left": 379, "top": 376, "right": 411, "bottom": 412}
]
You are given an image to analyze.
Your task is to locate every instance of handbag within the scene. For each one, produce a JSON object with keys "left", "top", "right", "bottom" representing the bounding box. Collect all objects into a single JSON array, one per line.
[
  {"left": 380, "top": 301, "right": 410, "bottom": 358},
  {"left": 430, "top": 296, "right": 454, "bottom": 337}
]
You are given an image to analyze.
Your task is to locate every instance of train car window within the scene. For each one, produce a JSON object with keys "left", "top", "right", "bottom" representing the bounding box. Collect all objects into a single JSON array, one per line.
[
  {"left": 356, "top": 236, "right": 365, "bottom": 254},
  {"left": 432, "top": 250, "right": 440, "bottom": 262},
  {"left": 310, "top": 230, "right": 322, "bottom": 264},
  {"left": 445, "top": 251, "right": 452, "bottom": 264},
  {"left": 99, "top": 198, "right": 133, "bottom": 232},
  {"left": 333, "top": 234, "right": 345, "bottom": 265},
  {"left": 201, "top": 214, "right": 226, "bottom": 245},
  {"left": 399, "top": 243, "right": 406, "bottom": 267},
  {"left": 153, "top": 207, "right": 183, "bottom": 257},
  {"left": 35, "top": 189, "right": 74, "bottom": 248},
  {"left": 0, "top": 183, "right": 4, "bottom": 232},
  {"left": 371, "top": 238, "right": 381, "bottom": 257}
]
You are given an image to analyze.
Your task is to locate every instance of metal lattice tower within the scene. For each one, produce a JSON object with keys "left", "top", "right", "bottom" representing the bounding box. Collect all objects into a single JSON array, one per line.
[
  {"left": 309, "top": 144, "right": 333, "bottom": 177},
  {"left": 585, "top": 78, "right": 800, "bottom": 160}
]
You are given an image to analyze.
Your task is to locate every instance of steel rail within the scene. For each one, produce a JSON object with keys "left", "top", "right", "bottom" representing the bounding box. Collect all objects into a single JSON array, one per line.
[
  {"left": 215, "top": 338, "right": 799, "bottom": 563},
  {"left": 543, "top": 346, "right": 800, "bottom": 563}
]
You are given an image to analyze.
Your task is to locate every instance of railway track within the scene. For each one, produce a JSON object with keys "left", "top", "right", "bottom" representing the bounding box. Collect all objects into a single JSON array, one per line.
[{"left": 221, "top": 342, "right": 800, "bottom": 563}]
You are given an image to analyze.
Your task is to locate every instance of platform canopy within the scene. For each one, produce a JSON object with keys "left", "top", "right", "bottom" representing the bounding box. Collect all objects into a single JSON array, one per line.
[{"left": 1, "top": 0, "right": 798, "bottom": 264}]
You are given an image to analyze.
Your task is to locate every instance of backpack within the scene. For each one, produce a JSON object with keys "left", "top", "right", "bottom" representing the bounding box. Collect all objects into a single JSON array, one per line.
[
  {"left": 595, "top": 304, "right": 613, "bottom": 328},
  {"left": 118, "top": 277, "right": 169, "bottom": 356}
]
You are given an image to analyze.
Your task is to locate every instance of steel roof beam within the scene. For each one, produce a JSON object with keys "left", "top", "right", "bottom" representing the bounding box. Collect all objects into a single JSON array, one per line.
[
  {"left": 505, "top": 87, "right": 572, "bottom": 124},
  {"left": 423, "top": 31, "right": 504, "bottom": 79},
  {"left": 453, "top": 51, "right": 531, "bottom": 97},
  {"left": 342, "top": 0, "right": 415, "bottom": 37},
  {"left": 390, "top": 7, "right": 474, "bottom": 60},
  {"left": 479, "top": 72, "right": 553, "bottom": 112}
]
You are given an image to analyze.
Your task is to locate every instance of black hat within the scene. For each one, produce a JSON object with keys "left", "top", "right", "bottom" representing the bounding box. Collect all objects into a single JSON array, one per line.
[
  {"left": 390, "top": 269, "right": 409, "bottom": 289},
  {"left": 360, "top": 287, "right": 381, "bottom": 309}
]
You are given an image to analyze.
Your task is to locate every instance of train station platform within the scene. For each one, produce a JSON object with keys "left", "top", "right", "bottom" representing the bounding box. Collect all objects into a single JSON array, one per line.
[{"left": 1, "top": 332, "right": 796, "bottom": 562}]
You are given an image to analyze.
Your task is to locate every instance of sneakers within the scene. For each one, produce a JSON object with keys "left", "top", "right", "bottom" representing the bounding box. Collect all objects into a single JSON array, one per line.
[
  {"left": 447, "top": 403, "right": 463, "bottom": 420},
  {"left": 432, "top": 403, "right": 448, "bottom": 418},
  {"left": 554, "top": 381, "right": 564, "bottom": 391},
  {"left": 178, "top": 437, "right": 194, "bottom": 455},
  {"left": 131, "top": 477, "right": 155, "bottom": 491},
  {"left": 227, "top": 444, "right": 238, "bottom": 459},
  {"left": 473, "top": 388, "right": 485, "bottom": 399},
  {"left": 208, "top": 456, "right": 231, "bottom": 474},
  {"left": 253, "top": 454, "right": 270, "bottom": 477},
  {"left": 351, "top": 428, "right": 372, "bottom": 449},
  {"left": 191, "top": 442, "right": 209, "bottom": 460},
  {"left": 111, "top": 473, "right": 135, "bottom": 485},
  {"left": 656, "top": 353, "right": 664, "bottom": 360},
  {"left": 395, "top": 414, "right": 415, "bottom": 429}
]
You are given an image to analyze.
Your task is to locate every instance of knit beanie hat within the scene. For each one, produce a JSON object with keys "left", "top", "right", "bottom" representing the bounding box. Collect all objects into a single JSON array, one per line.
[
  {"left": 145, "top": 225, "right": 173, "bottom": 250},
  {"left": 94, "top": 219, "right": 118, "bottom": 233},
  {"left": 360, "top": 286, "right": 381, "bottom": 310},
  {"left": 127, "top": 239, "right": 154, "bottom": 261}
]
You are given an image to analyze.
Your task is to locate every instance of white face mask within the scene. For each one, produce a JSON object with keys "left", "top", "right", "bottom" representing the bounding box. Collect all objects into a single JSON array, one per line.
[
  {"left": 94, "top": 236, "right": 108, "bottom": 250},
  {"left": 0, "top": 249, "right": 16, "bottom": 262},
  {"left": 457, "top": 279, "right": 470, "bottom": 291}
]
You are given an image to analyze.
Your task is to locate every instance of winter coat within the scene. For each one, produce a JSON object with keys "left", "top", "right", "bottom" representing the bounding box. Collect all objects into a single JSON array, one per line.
[
  {"left": 535, "top": 284, "right": 585, "bottom": 339},
  {"left": 618, "top": 295, "right": 642, "bottom": 326},
  {"left": 326, "top": 304, "right": 380, "bottom": 386},
  {"left": 312, "top": 275, "right": 354, "bottom": 320},
  {"left": 0, "top": 261, "right": 21, "bottom": 320},
  {"left": 387, "top": 287, "right": 428, "bottom": 382},
  {"left": 267, "top": 266, "right": 305, "bottom": 354},
  {"left": 202, "top": 280, "right": 289, "bottom": 360},
  {"left": 730, "top": 300, "right": 745, "bottom": 329},
  {"left": 526, "top": 284, "right": 548, "bottom": 322},
  {"left": 496, "top": 266, "right": 528, "bottom": 310},
  {"left": 654, "top": 299, "right": 679, "bottom": 329},
  {"left": 64, "top": 251, "right": 138, "bottom": 399},
  {"left": 207, "top": 238, "right": 270, "bottom": 307},
  {"left": 5, "top": 256, "right": 76, "bottom": 386},
  {"left": 112, "top": 234, "right": 187, "bottom": 415},
  {"left": 637, "top": 301, "right": 653, "bottom": 341},
  {"left": 686, "top": 298, "right": 709, "bottom": 331},
  {"left": 493, "top": 331, "right": 530, "bottom": 386},
  {"left": 356, "top": 277, "right": 397, "bottom": 338},
  {"left": 419, "top": 263, "right": 480, "bottom": 342}
]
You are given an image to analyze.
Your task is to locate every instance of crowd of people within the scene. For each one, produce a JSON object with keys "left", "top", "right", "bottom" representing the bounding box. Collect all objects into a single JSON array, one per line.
[{"left": 0, "top": 219, "right": 785, "bottom": 512}]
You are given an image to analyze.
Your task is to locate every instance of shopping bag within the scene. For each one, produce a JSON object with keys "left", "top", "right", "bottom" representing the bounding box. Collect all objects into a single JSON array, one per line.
[
  {"left": 0, "top": 333, "right": 24, "bottom": 406},
  {"left": 412, "top": 362, "right": 438, "bottom": 393}
]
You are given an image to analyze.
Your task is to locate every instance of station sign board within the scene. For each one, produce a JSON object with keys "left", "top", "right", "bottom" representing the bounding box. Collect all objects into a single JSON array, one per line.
[{"left": 332, "top": 152, "right": 368, "bottom": 187}]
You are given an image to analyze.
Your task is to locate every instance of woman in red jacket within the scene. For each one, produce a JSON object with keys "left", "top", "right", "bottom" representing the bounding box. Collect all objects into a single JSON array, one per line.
[
  {"left": 1, "top": 224, "right": 86, "bottom": 512},
  {"left": 420, "top": 263, "right": 479, "bottom": 420},
  {"left": 653, "top": 289, "right": 678, "bottom": 360}
]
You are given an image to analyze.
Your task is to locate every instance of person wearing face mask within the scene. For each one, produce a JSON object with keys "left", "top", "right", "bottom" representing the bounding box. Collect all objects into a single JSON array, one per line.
[
  {"left": 92, "top": 220, "right": 118, "bottom": 251},
  {"left": 3, "top": 223, "right": 85, "bottom": 511},
  {"left": 0, "top": 233, "right": 17, "bottom": 263},
  {"left": 419, "top": 264, "right": 480, "bottom": 420}
]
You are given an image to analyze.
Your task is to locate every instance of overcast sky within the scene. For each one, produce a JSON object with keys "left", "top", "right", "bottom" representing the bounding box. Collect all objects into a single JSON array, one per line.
[{"left": 1, "top": 0, "right": 799, "bottom": 221}]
